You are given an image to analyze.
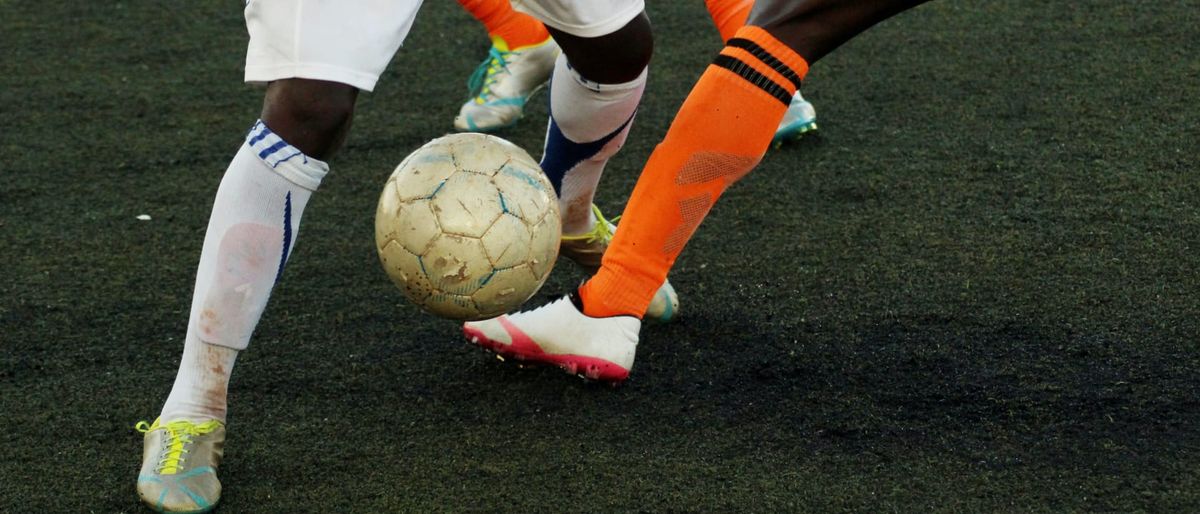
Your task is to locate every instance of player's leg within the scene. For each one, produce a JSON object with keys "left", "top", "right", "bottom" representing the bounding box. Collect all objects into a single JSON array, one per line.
[
  {"left": 461, "top": 0, "right": 552, "bottom": 49},
  {"left": 535, "top": 7, "right": 652, "bottom": 236},
  {"left": 155, "top": 78, "right": 351, "bottom": 426},
  {"left": 136, "top": 81, "right": 343, "bottom": 514},
  {"left": 704, "top": 0, "right": 750, "bottom": 42},
  {"left": 454, "top": 0, "right": 560, "bottom": 132},
  {"left": 465, "top": 0, "right": 929, "bottom": 382},
  {"left": 508, "top": 1, "right": 677, "bottom": 322},
  {"left": 136, "top": 2, "right": 422, "bottom": 512},
  {"left": 704, "top": 0, "right": 817, "bottom": 144},
  {"left": 749, "top": 0, "right": 929, "bottom": 61}
]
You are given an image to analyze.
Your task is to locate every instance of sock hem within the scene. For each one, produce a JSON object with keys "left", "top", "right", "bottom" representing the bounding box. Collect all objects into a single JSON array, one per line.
[
  {"left": 732, "top": 26, "right": 810, "bottom": 79},
  {"left": 245, "top": 120, "right": 329, "bottom": 191}
]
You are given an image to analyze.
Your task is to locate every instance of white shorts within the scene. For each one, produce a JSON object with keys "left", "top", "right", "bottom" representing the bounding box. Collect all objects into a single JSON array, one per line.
[
  {"left": 243, "top": 0, "right": 423, "bottom": 92},
  {"left": 512, "top": 0, "right": 644, "bottom": 38}
]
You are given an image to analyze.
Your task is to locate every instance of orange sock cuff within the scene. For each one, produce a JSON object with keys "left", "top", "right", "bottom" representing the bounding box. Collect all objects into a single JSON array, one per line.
[
  {"left": 458, "top": 0, "right": 550, "bottom": 49},
  {"left": 727, "top": 26, "right": 810, "bottom": 92},
  {"left": 704, "top": 0, "right": 752, "bottom": 43},
  {"left": 579, "top": 256, "right": 666, "bottom": 319},
  {"left": 493, "top": 13, "right": 551, "bottom": 49},
  {"left": 578, "top": 272, "right": 624, "bottom": 318}
]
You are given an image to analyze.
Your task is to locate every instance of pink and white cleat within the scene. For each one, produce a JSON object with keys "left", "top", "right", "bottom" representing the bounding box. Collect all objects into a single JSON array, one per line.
[{"left": 462, "top": 292, "right": 640, "bottom": 382}]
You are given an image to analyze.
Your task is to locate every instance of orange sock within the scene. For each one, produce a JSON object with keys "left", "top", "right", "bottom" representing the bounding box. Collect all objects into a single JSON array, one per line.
[
  {"left": 457, "top": 0, "right": 550, "bottom": 49},
  {"left": 579, "top": 26, "right": 809, "bottom": 318},
  {"left": 704, "top": 0, "right": 752, "bottom": 42}
]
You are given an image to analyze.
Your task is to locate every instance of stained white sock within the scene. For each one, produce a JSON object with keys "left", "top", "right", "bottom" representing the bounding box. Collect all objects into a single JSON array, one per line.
[
  {"left": 539, "top": 54, "right": 646, "bottom": 235},
  {"left": 160, "top": 120, "right": 327, "bottom": 423}
]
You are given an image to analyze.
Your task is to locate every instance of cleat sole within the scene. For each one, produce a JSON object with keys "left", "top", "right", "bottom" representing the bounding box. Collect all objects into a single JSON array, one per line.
[
  {"left": 462, "top": 324, "right": 629, "bottom": 383},
  {"left": 772, "top": 121, "right": 818, "bottom": 148}
]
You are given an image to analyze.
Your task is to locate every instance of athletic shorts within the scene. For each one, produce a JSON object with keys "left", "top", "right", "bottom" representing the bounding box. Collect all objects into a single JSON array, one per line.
[
  {"left": 512, "top": 0, "right": 644, "bottom": 38},
  {"left": 243, "top": 0, "right": 644, "bottom": 91},
  {"left": 243, "top": 0, "right": 423, "bottom": 92}
]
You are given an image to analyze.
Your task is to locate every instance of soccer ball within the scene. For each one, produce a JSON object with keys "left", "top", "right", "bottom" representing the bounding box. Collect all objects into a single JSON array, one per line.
[{"left": 375, "top": 133, "right": 560, "bottom": 320}]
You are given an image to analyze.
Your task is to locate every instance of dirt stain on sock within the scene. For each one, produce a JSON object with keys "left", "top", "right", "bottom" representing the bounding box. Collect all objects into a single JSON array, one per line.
[
  {"left": 200, "top": 343, "right": 232, "bottom": 417},
  {"left": 200, "top": 309, "right": 219, "bottom": 338},
  {"left": 563, "top": 194, "right": 594, "bottom": 232}
]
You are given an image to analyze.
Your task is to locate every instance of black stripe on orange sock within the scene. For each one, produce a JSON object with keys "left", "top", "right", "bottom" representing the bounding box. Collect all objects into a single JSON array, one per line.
[
  {"left": 725, "top": 38, "right": 804, "bottom": 89},
  {"left": 711, "top": 55, "right": 793, "bottom": 106},
  {"left": 719, "top": 46, "right": 794, "bottom": 93}
]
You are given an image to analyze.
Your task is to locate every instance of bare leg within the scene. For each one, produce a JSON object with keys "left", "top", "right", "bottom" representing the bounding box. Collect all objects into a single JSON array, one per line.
[
  {"left": 748, "top": 0, "right": 930, "bottom": 62},
  {"left": 261, "top": 78, "right": 358, "bottom": 160},
  {"left": 544, "top": 12, "right": 653, "bottom": 84}
]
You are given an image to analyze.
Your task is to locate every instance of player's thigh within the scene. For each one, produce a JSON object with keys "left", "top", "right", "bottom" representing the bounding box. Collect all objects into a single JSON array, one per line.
[
  {"left": 747, "top": 0, "right": 927, "bottom": 62},
  {"left": 512, "top": 0, "right": 643, "bottom": 38},
  {"left": 244, "top": 0, "right": 424, "bottom": 92}
]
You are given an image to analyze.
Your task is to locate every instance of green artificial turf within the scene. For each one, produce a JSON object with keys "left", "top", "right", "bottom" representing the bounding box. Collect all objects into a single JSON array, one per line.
[{"left": 2, "top": 0, "right": 1198, "bottom": 511}]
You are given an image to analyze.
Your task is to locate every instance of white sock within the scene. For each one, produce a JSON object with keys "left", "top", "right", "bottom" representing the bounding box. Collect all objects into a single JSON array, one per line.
[
  {"left": 539, "top": 54, "right": 646, "bottom": 235},
  {"left": 160, "top": 120, "right": 327, "bottom": 423}
]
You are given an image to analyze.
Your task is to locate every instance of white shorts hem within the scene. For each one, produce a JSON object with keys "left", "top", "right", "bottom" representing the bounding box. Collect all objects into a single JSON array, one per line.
[
  {"left": 514, "top": 1, "right": 644, "bottom": 38},
  {"left": 244, "top": 63, "right": 381, "bottom": 92}
]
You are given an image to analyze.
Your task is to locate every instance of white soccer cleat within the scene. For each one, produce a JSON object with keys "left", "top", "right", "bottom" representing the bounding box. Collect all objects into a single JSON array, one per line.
[
  {"left": 454, "top": 37, "right": 560, "bottom": 132},
  {"left": 772, "top": 91, "right": 818, "bottom": 145},
  {"left": 560, "top": 204, "right": 680, "bottom": 323},
  {"left": 463, "top": 293, "right": 640, "bottom": 382},
  {"left": 136, "top": 418, "right": 225, "bottom": 513}
]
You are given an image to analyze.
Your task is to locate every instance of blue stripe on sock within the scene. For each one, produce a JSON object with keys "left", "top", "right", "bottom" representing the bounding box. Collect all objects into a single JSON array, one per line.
[
  {"left": 271, "top": 150, "right": 305, "bottom": 168},
  {"left": 247, "top": 122, "right": 271, "bottom": 145},
  {"left": 539, "top": 111, "right": 636, "bottom": 194},
  {"left": 275, "top": 192, "right": 292, "bottom": 284},
  {"left": 258, "top": 140, "right": 288, "bottom": 160}
]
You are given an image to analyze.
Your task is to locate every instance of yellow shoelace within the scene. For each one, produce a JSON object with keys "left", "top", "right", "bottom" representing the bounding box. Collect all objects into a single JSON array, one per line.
[
  {"left": 467, "top": 37, "right": 515, "bottom": 104},
  {"left": 135, "top": 418, "right": 221, "bottom": 475},
  {"left": 561, "top": 204, "right": 619, "bottom": 244}
]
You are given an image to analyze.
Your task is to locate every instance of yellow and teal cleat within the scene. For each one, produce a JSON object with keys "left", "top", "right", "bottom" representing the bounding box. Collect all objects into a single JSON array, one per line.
[
  {"left": 136, "top": 418, "right": 225, "bottom": 513},
  {"left": 454, "top": 36, "right": 560, "bottom": 132},
  {"left": 772, "top": 91, "right": 818, "bottom": 147}
]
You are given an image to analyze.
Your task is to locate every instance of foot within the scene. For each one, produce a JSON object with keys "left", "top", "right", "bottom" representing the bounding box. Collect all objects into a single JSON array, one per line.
[
  {"left": 453, "top": 36, "right": 560, "bottom": 132},
  {"left": 136, "top": 418, "right": 225, "bottom": 513},
  {"left": 463, "top": 292, "right": 640, "bottom": 382},
  {"left": 772, "top": 91, "right": 818, "bottom": 146},
  {"left": 560, "top": 204, "right": 680, "bottom": 323}
]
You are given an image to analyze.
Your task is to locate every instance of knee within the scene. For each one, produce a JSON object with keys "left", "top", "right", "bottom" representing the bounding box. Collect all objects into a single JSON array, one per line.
[
  {"left": 551, "top": 12, "right": 653, "bottom": 84},
  {"left": 261, "top": 79, "right": 359, "bottom": 159}
]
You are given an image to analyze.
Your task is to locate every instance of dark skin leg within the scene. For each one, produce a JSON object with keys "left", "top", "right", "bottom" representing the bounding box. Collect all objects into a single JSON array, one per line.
[
  {"left": 748, "top": 0, "right": 930, "bottom": 64},
  {"left": 260, "top": 78, "right": 359, "bottom": 161},
  {"left": 545, "top": 12, "right": 653, "bottom": 84}
]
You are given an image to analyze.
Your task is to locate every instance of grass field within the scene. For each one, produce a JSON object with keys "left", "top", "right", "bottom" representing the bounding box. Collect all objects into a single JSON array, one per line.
[{"left": 3, "top": 0, "right": 1199, "bottom": 511}]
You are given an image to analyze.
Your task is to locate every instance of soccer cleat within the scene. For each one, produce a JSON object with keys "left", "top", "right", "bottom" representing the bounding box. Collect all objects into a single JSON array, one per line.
[
  {"left": 560, "top": 204, "right": 680, "bottom": 323},
  {"left": 463, "top": 292, "right": 640, "bottom": 382},
  {"left": 772, "top": 91, "right": 818, "bottom": 146},
  {"left": 454, "top": 36, "right": 560, "bottom": 132},
  {"left": 136, "top": 418, "right": 225, "bottom": 514}
]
